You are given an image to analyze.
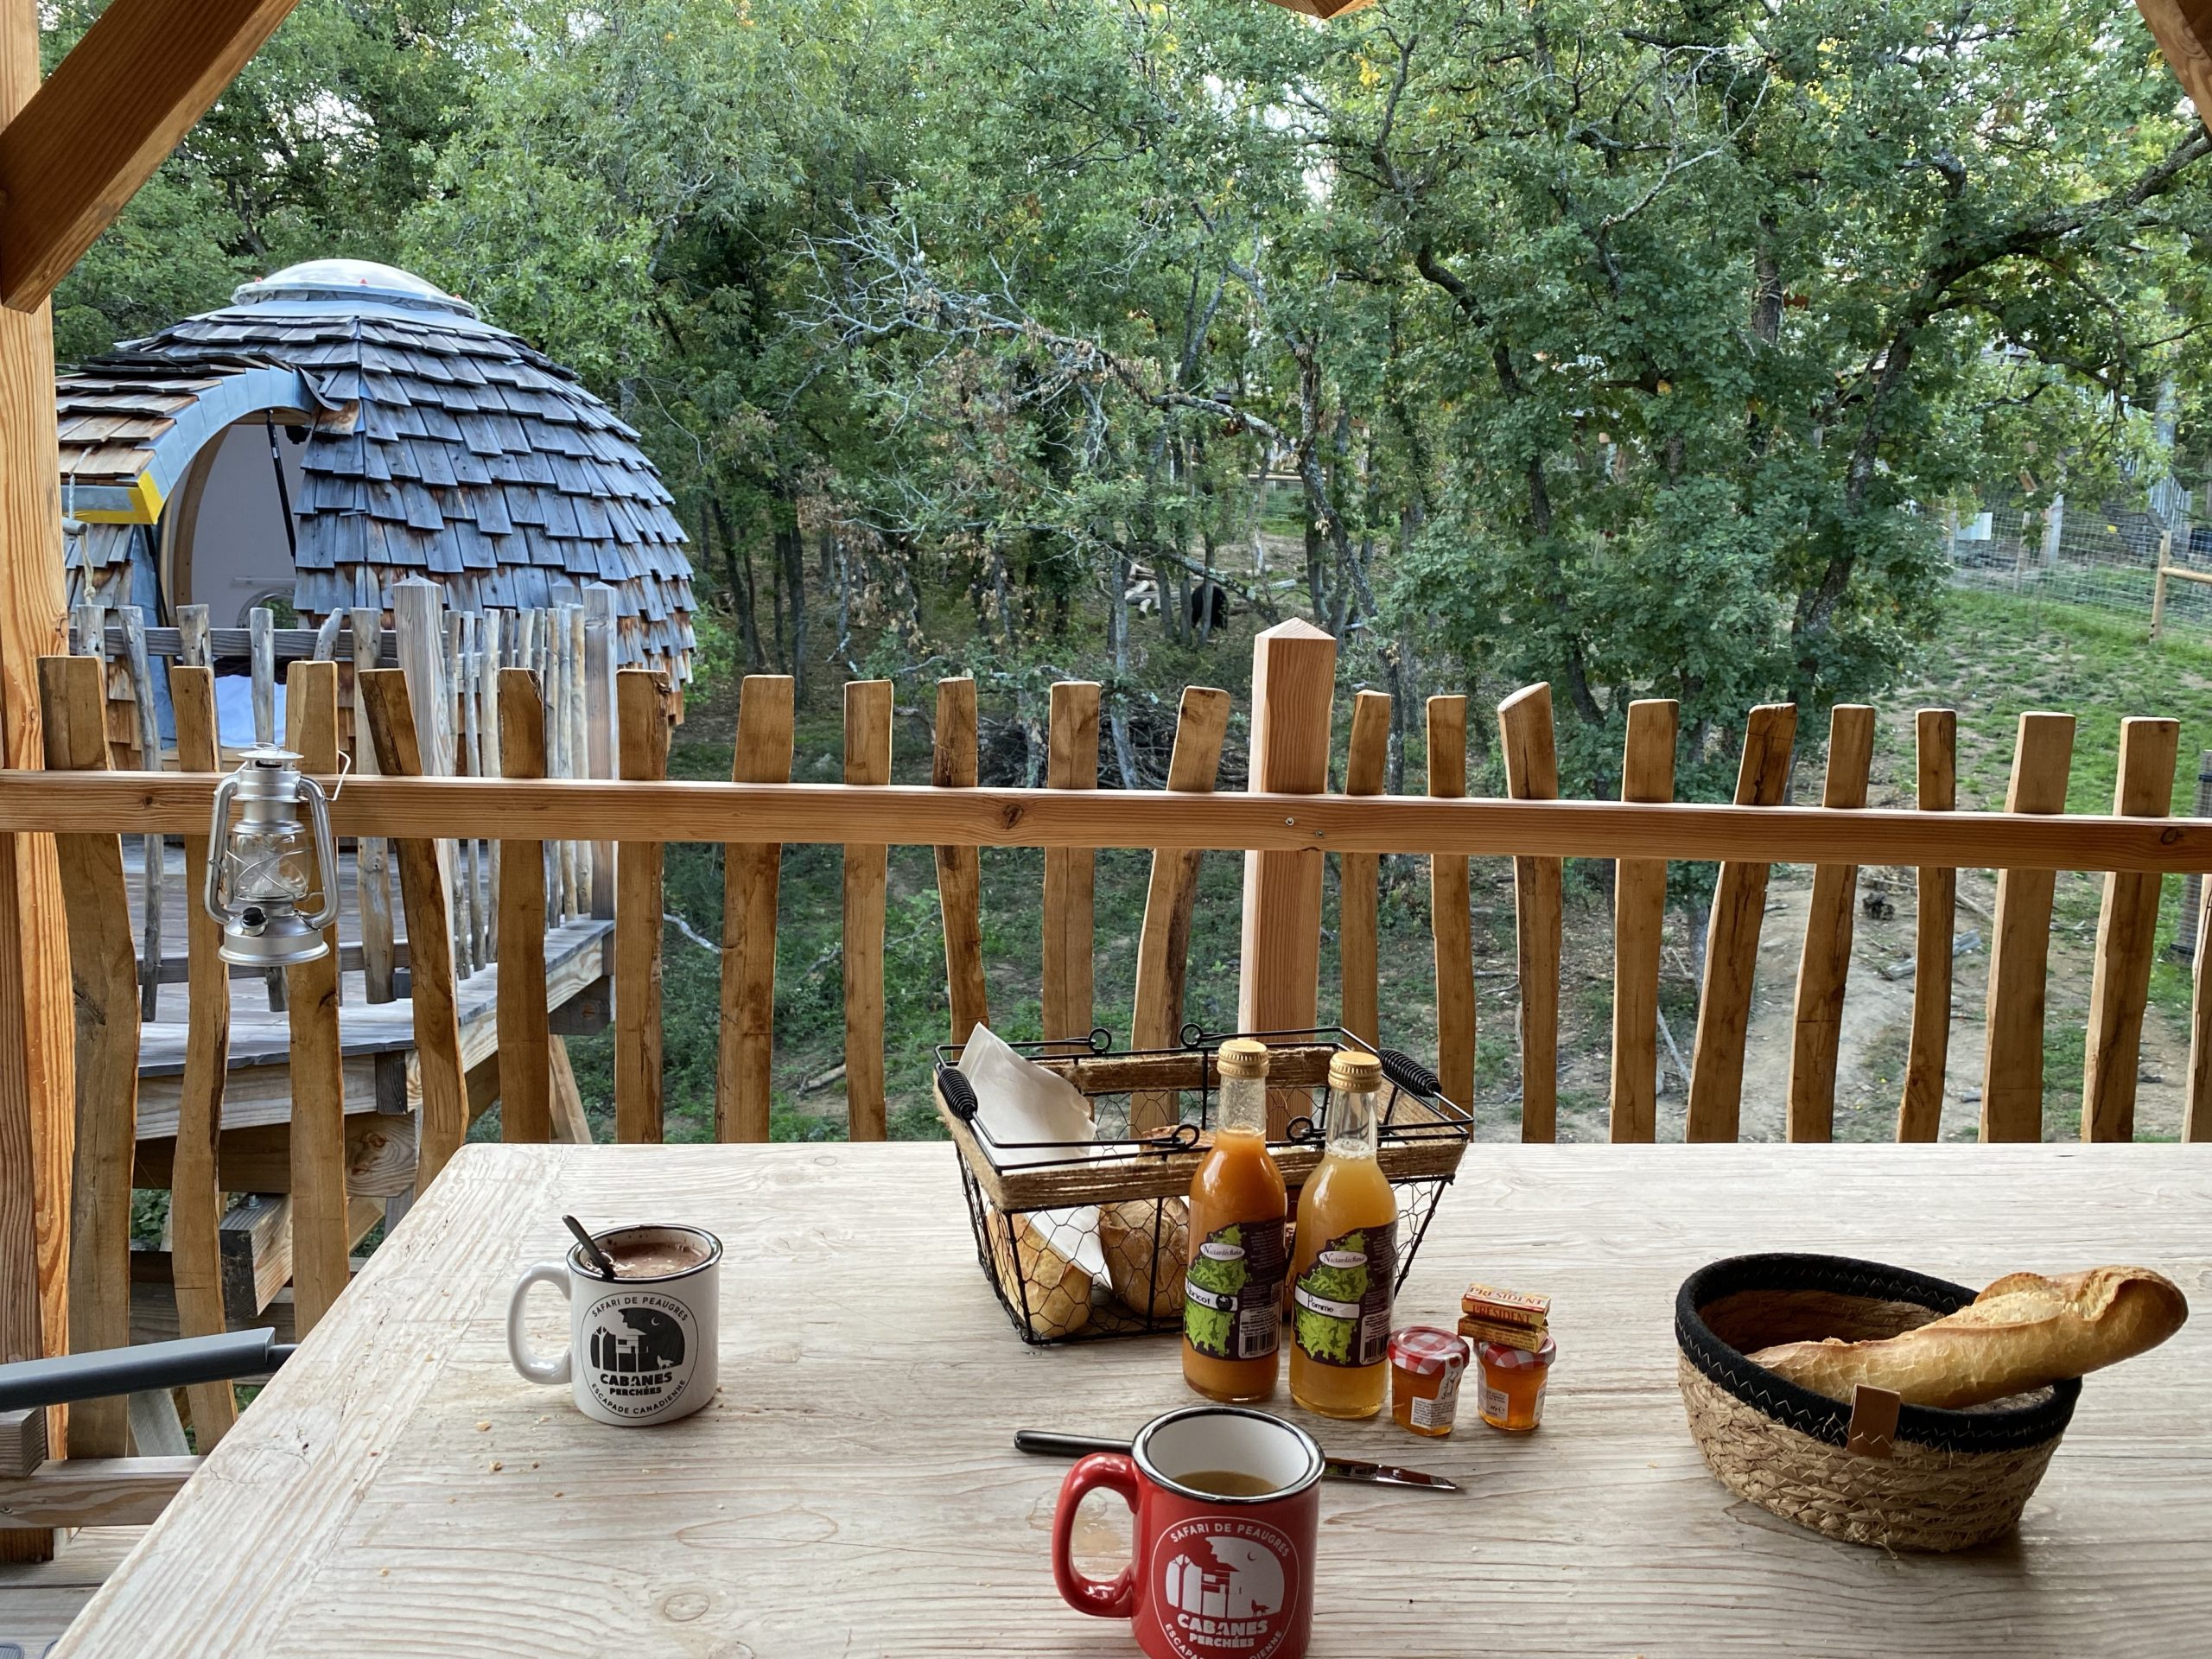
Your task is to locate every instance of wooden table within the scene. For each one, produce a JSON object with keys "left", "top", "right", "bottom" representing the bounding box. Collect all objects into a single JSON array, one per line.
[{"left": 49, "top": 1143, "right": 2212, "bottom": 1656}]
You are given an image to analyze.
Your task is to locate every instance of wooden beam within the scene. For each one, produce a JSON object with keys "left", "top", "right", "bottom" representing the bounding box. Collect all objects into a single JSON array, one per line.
[
  {"left": 842, "top": 681, "right": 892, "bottom": 1141},
  {"left": 0, "top": 0, "right": 76, "bottom": 1561},
  {"left": 2083, "top": 717, "right": 2178, "bottom": 1141},
  {"left": 1609, "top": 699, "right": 1677, "bottom": 1143},
  {"left": 0, "top": 0, "right": 302, "bottom": 312},
  {"left": 7, "top": 771, "right": 2212, "bottom": 872},
  {"left": 1981, "top": 712, "right": 2075, "bottom": 1142},
  {"left": 0, "top": 1454, "right": 197, "bottom": 1527},
  {"left": 2137, "top": 0, "right": 2212, "bottom": 126},
  {"left": 1498, "top": 683, "right": 1562, "bottom": 1141},
  {"left": 1427, "top": 696, "right": 1474, "bottom": 1114},
  {"left": 1335, "top": 690, "right": 1389, "bottom": 1047},
  {"left": 1897, "top": 710, "right": 1958, "bottom": 1143},
  {"left": 929, "top": 678, "right": 986, "bottom": 1054},
  {"left": 496, "top": 670, "right": 550, "bottom": 1144}
]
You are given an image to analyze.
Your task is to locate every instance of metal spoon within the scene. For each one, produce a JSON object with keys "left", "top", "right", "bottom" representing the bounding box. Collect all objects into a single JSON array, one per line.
[{"left": 562, "top": 1214, "right": 618, "bottom": 1279}]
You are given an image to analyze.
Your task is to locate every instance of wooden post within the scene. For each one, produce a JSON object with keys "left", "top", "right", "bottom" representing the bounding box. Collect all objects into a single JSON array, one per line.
[
  {"left": 496, "top": 670, "right": 550, "bottom": 1144},
  {"left": 1042, "top": 680, "right": 1100, "bottom": 1043},
  {"left": 359, "top": 671, "right": 468, "bottom": 1187},
  {"left": 1337, "top": 690, "right": 1389, "bottom": 1048},
  {"left": 249, "top": 605, "right": 276, "bottom": 746},
  {"left": 1130, "top": 685, "right": 1231, "bottom": 1134},
  {"left": 40, "top": 655, "right": 134, "bottom": 1458},
  {"left": 2152, "top": 531, "right": 2171, "bottom": 642},
  {"left": 1427, "top": 696, "right": 1474, "bottom": 1114},
  {"left": 1237, "top": 620, "right": 1335, "bottom": 1136},
  {"left": 567, "top": 604, "right": 590, "bottom": 909},
  {"left": 165, "top": 663, "right": 236, "bottom": 1448},
  {"left": 2083, "top": 717, "right": 2178, "bottom": 1141},
  {"left": 1610, "top": 699, "right": 1677, "bottom": 1144},
  {"left": 613, "top": 669, "right": 669, "bottom": 1144},
  {"left": 1686, "top": 704, "right": 1797, "bottom": 1142},
  {"left": 1785, "top": 705, "right": 1875, "bottom": 1142},
  {"left": 1980, "top": 712, "right": 2075, "bottom": 1142},
  {"left": 1498, "top": 683, "right": 1562, "bottom": 1141},
  {"left": 1897, "top": 710, "right": 1959, "bottom": 1142},
  {"left": 283, "top": 661, "right": 347, "bottom": 1335},
  {"left": 719, "top": 676, "right": 794, "bottom": 1142},
  {"left": 843, "top": 680, "right": 892, "bottom": 1141},
  {"left": 1, "top": 6, "right": 79, "bottom": 1543},
  {"left": 931, "top": 678, "right": 988, "bottom": 1051}
]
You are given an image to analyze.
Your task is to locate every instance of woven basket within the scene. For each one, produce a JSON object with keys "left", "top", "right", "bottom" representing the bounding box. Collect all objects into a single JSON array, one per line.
[{"left": 1675, "top": 1254, "right": 2081, "bottom": 1552}]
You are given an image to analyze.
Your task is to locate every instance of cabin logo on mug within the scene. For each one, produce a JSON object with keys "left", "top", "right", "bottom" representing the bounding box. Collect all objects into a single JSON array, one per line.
[
  {"left": 1154, "top": 1517, "right": 1296, "bottom": 1659},
  {"left": 580, "top": 1290, "right": 697, "bottom": 1418}
]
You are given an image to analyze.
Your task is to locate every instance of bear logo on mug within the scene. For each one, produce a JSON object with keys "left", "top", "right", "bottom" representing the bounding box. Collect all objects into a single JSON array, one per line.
[
  {"left": 581, "top": 1292, "right": 697, "bottom": 1419},
  {"left": 1154, "top": 1517, "right": 1297, "bottom": 1659}
]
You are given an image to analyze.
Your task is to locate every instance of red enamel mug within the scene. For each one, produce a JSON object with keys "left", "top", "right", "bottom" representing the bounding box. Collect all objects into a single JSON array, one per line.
[{"left": 1052, "top": 1406, "right": 1325, "bottom": 1659}]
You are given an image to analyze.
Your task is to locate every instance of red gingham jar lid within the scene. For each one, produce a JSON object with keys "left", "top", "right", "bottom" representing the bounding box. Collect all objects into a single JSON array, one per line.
[
  {"left": 1478, "top": 1334, "right": 1557, "bottom": 1370},
  {"left": 1388, "top": 1326, "right": 1470, "bottom": 1376}
]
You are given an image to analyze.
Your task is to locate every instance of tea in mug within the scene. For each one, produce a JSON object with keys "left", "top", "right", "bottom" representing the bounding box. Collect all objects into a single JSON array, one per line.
[{"left": 1176, "top": 1469, "right": 1281, "bottom": 1498}]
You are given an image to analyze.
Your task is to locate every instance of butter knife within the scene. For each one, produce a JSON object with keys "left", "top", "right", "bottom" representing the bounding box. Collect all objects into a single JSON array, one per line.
[{"left": 1013, "top": 1429, "right": 1462, "bottom": 1493}]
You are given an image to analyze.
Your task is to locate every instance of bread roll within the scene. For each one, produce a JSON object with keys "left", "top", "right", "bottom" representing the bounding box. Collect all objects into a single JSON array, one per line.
[
  {"left": 1749, "top": 1267, "right": 2188, "bottom": 1410},
  {"left": 989, "top": 1212, "right": 1092, "bottom": 1340},
  {"left": 1101, "top": 1198, "right": 1188, "bottom": 1320}
]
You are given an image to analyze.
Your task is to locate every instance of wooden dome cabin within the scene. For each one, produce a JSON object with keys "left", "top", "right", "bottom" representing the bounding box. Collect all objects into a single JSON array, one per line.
[{"left": 54, "top": 257, "right": 696, "bottom": 692}]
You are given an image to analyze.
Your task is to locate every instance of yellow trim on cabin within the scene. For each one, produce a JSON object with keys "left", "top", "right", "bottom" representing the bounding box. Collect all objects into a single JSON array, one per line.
[{"left": 72, "top": 471, "right": 166, "bottom": 525}]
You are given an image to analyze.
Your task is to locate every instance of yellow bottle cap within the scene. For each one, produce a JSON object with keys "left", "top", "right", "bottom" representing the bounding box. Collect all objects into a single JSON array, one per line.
[
  {"left": 1217, "top": 1038, "right": 1270, "bottom": 1081},
  {"left": 1328, "top": 1050, "right": 1383, "bottom": 1092}
]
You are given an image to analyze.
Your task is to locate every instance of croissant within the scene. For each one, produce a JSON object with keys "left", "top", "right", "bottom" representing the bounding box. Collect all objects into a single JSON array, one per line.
[{"left": 1748, "top": 1267, "right": 2188, "bottom": 1410}]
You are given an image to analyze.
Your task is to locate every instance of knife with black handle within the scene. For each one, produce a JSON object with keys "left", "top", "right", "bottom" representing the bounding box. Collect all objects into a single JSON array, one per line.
[{"left": 1014, "top": 1429, "right": 1462, "bottom": 1493}]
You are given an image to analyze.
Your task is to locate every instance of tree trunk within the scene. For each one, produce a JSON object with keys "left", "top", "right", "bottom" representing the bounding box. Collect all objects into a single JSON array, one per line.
[{"left": 709, "top": 499, "right": 763, "bottom": 671}]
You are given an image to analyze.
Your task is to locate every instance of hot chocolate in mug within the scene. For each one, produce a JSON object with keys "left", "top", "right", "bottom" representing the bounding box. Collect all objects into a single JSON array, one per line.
[
  {"left": 506, "top": 1224, "right": 721, "bottom": 1426},
  {"left": 1052, "top": 1406, "right": 1324, "bottom": 1659}
]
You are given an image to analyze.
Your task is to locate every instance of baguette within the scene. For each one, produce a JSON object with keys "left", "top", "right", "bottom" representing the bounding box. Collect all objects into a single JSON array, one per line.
[{"left": 1747, "top": 1266, "right": 2188, "bottom": 1410}]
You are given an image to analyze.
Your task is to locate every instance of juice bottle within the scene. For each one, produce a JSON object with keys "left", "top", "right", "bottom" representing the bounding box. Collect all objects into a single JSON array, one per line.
[
  {"left": 1289, "top": 1050, "right": 1397, "bottom": 1420},
  {"left": 1182, "top": 1039, "right": 1288, "bottom": 1403}
]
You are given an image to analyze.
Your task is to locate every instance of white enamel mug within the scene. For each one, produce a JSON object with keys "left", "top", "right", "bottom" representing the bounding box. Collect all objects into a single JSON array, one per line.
[{"left": 507, "top": 1224, "right": 722, "bottom": 1426}]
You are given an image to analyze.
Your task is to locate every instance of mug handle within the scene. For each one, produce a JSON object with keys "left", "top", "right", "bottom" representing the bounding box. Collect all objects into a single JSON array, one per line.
[
  {"left": 507, "top": 1262, "right": 572, "bottom": 1385},
  {"left": 1052, "top": 1452, "right": 1141, "bottom": 1618}
]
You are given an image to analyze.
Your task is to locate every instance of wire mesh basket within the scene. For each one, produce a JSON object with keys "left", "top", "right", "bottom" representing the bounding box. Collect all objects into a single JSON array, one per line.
[{"left": 932, "top": 1027, "right": 1472, "bottom": 1346}]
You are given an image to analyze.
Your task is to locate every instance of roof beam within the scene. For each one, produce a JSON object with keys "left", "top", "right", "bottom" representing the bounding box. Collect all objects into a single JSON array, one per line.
[
  {"left": 0, "top": 0, "right": 300, "bottom": 313},
  {"left": 2139, "top": 0, "right": 2212, "bottom": 124}
]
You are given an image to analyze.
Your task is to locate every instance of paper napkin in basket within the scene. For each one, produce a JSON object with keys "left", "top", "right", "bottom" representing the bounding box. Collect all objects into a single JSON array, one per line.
[{"left": 957, "top": 1026, "right": 1107, "bottom": 1287}]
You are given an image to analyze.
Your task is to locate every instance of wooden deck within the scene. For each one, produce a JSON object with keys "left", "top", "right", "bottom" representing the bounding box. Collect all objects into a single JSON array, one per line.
[
  {"left": 0, "top": 1527, "right": 141, "bottom": 1656},
  {"left": 122, "top": 836, "right": 611, "bottom": 1180}
]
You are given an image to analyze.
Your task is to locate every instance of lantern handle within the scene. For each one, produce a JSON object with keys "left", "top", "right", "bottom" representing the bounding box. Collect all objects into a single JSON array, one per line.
[
  {"left": 200, "top": 772, "right": 241, "bottom": 927},
  {"left": 297, "top": 774, "right": 341, "bottom": 935}
]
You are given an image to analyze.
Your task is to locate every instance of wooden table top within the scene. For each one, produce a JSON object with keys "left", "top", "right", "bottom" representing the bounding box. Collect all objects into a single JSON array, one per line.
[{"left": 53, "top": 1142, "right": 2212, "bottom": 1657}]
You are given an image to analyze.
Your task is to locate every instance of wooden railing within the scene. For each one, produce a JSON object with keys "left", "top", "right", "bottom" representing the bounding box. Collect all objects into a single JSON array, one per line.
[{"left": 6, "top": 619, "right": 2211, "bottom": 1529}]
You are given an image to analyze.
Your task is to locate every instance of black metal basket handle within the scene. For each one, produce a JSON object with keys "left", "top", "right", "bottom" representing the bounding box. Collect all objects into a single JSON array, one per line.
[
  {"left": 936, "top": 1064, "right": 980, "bottom": 1123},
  {"left": 1378, "top": 1049, "right": 1441, "bottom": 1100}
]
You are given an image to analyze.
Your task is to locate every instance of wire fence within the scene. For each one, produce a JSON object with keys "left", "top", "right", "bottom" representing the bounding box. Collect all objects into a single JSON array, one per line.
[{"left": 1946, "top": 493, "right": 2212, "bottom": 633}]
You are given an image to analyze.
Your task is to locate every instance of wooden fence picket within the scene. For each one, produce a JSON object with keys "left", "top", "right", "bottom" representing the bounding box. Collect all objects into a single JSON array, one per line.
[
  {"left": 1981, "top": 712, "right": 2075, "bottom": 1142},
  {"left": 1785, "top": 704, "right": 1874, "bottom": 1142},
  {"left": 496, "top": 669, "right": 551, "bottom": 1145},
  {"left": 931, "top": 677, "right": 988, "bottom": 1052},
  {"left": 2082, "top": 716, "right": 2177, "bottom": 1141},
  {"left": 282, "top": 661, "right": 348, "bottom": 1335},
  {"left": 721, "top": 675, "right": 797, "bottom": 1142},
  {"left": 1687, "top": 704, "right": 1797, "bottom": 1142},
  {"left": 1043, "top": 681, "right": 1101, "bottom": 1043},
  {"left": 844, "top": 680, "right": 893, "bottom": 1141},
  {"left": 1498, "top": 683, "right": 1562, "bottom": 1142},
  {"left": 360, "top": 670, "right": 468, "bottom": 1186},
  {"left": 614, "top": 669, "right": 670, "bottom": 1144},
  {"left": 1427, "top": 695, "right": 1474, "bottom": 1114},
  {"left": 166, "top": 663, "right": 235, "bottom": 1447},
  {"left": 1338, "top": 690, "right": 1390, "bottom": 1048},
  {"left": 1610, "top": 698, "right": 1677, "bottom": 1143},
  {"left": 1130, "top": 684, "right": 1230, "bottom": 1134},
  {"left": 1897, "top": 709, "right": 1958, "bottom": 1142},
  {"left": 40, "top": 654, "right": 134, "bottom": 1459}
]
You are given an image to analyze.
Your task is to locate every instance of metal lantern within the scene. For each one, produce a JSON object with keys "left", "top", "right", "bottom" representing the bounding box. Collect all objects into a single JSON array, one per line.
[{"left": 203, "top": 744, "right": 339, "bottom": 969}]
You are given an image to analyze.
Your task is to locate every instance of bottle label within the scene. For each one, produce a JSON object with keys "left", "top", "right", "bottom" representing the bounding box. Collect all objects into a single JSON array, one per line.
[
  {"left": 1292, "top": 1228, "right": 1396, "bottom": 1368},
  {"left": 1408, "top": 1372, "right": 1462, "bottom": 1432},
  {"left": 1183, "top": 1220, "right": 1287, "bottom": 1362}
]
